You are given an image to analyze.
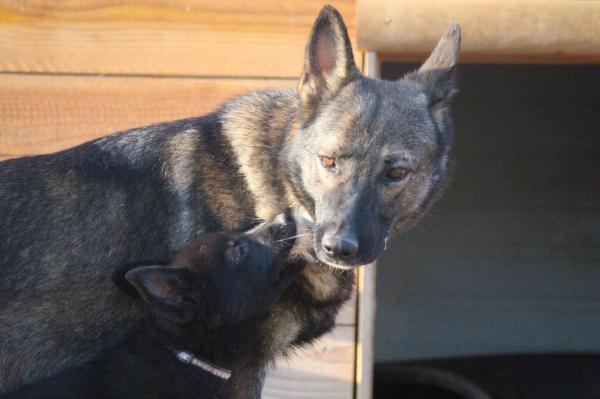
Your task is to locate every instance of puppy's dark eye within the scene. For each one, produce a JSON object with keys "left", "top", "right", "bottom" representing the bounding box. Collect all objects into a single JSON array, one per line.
[
  {"left": 233, "top": 243, "right": 248, "bottom": 262},
  {"left": 320, "top": 156, "right": 336, "bottom": 169},
  {"left": 386, "top": 167, "right": 410, "bottom": 182}
]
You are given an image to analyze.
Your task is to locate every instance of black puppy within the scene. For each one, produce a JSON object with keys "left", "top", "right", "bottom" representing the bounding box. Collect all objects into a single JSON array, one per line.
[{"left": 2, "top": 214, "right": 302, "bottom": 399}]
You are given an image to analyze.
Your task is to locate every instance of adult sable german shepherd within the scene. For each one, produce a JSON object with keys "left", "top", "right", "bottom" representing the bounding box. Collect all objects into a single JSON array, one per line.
[{"left": 0, "top": 5, "right": 461, "bottom": 396}]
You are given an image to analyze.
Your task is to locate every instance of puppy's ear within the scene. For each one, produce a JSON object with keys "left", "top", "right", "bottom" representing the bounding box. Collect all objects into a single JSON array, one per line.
[
  {"left": 404, "top": 23, "right": 461, "bottom": 128},
  {"left": 299, "top": 5, "right": 359, "bottom": 114},
  {"left": 125, "top": 266, "right": 194, "bottom": 324},
  {"left": 112, "top": 261, "right": 155, "bottom": 299}
]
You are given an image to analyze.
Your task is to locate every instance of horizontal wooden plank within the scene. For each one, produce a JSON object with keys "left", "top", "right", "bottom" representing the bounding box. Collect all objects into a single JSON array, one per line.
[
  {"left": 263, "top": 326, "right": 356, "bottom": 399},
  {"left": 0, "top": 0, "right": 358, "bottom": 77},
  {"left": 357, "top": 0, "right": 600, "bottom": 63},
  {"left": 0, "top": 74, "right": 295, "bottom": 157}
]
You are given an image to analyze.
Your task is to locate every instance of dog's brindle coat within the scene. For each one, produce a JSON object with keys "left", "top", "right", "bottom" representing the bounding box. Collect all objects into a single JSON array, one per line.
[
  {"left": 0, "top": 5, "right": 461, "bottom": 394},
  {"left": 2, "top": 215, "right": 305, "bottom": 399}
]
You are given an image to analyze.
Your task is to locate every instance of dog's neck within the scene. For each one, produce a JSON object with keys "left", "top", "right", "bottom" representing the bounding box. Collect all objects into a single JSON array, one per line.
[{"left": 220, "top": 89, "right": 311, "bottom": 222}]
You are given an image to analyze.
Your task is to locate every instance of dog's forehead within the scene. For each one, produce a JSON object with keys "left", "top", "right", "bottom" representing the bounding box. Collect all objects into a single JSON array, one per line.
[{"left": 314, "top": 78, "right": 435, "bottom": 156}]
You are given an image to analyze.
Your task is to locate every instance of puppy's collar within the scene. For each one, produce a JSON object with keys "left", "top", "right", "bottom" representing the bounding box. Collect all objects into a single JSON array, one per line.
[{"left": 176, "top": 351, "right": 232, "bottom": 380}]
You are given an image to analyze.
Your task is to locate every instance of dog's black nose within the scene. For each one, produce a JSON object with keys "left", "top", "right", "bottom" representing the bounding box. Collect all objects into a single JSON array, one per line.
[{"left": 321, "top": 234, "right": 359, "bottom": 260}]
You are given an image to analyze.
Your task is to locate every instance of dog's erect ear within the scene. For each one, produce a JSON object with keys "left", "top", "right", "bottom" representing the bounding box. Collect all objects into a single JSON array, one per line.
[
  {"left": 299, "top": 5, "right": 358, "bottom": 113},
  {"left": 404, "top": 23, "right": 461, "bottom": 126},
  {"left": 125, "top": 265, "right": 194, "bottom": 324}
]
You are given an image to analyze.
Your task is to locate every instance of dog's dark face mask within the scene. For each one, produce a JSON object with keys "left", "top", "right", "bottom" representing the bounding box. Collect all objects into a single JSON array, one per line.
[
  {"left": 284, "top": 6, "right": 461, "bottom": 268},
  {"left": 122, "top": 213, "right": 302, "bottom": 328}
]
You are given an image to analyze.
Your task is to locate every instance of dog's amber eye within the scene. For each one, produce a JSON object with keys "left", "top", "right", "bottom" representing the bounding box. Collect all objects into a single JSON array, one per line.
[
  {"left": 320, "top": 156, "right": 336, "bottom": 169},
  {"left": 386, "top": 167, "right": 409, "bottom": 181}
]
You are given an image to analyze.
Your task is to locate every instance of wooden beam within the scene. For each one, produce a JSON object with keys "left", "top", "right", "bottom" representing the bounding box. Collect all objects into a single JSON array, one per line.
[
  {"left": 355, "top": 265, "right": 376, "bottom": 399},
  {"left": 357, "top": 0, "right": 600, "bottom": 63},
  {"left": 354, "top": 51, "right": 378, "bottom": 399},
  {"left": 0, "top": 0, "right": 358, "bottom": 77}
]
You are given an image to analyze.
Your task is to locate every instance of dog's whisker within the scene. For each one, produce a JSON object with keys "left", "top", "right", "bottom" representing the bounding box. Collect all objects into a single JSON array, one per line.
[{"left": 274, "top": 233, "right": 314, "bottom": 243}]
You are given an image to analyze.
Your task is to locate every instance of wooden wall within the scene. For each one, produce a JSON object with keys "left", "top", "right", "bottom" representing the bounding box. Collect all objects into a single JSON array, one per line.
[
  {"left": 0, "top": 1, "right": 361, "bottom": 159},
  {"left": 0, "top": 1, "right": 363, "bottom": 398}
]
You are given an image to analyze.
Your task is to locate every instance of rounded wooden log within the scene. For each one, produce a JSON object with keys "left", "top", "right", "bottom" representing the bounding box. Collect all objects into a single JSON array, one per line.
[{"left": 357, "top": 0, "right": 600, "bottom": 63}]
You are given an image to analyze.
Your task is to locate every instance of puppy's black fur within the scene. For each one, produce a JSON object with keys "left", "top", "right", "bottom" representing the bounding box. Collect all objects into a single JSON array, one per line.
[{"left": 2, "top": 216, "right": 302, "bottom": 399}]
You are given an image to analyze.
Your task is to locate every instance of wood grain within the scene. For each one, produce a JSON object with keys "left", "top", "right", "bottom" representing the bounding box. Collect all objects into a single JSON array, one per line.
[
  {"left": 0, "top": 0, "right": 358, "bottom": 77},
  {"left": 357, "top": 0, "right": 600, "bottom": 63},
  {"left": 0, "top": 74, "right": 295, "bottom": 157},
  {"left": 263, "top": 326, "right": 356, "bottom": 399}
]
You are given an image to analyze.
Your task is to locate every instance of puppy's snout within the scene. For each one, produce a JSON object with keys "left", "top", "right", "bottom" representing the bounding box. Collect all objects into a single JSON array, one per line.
[
  {"left": 273, "top": 211, "right": 294, "bottom": 229},
  {"left": 246, "top": 212, "right": 296, "bottom": 248},
  {"left": 273, "top": 212, "right": 296, "bottom": 242},
  {"left": 273, "top": 212, "right": 285, "bottom": 225}
]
